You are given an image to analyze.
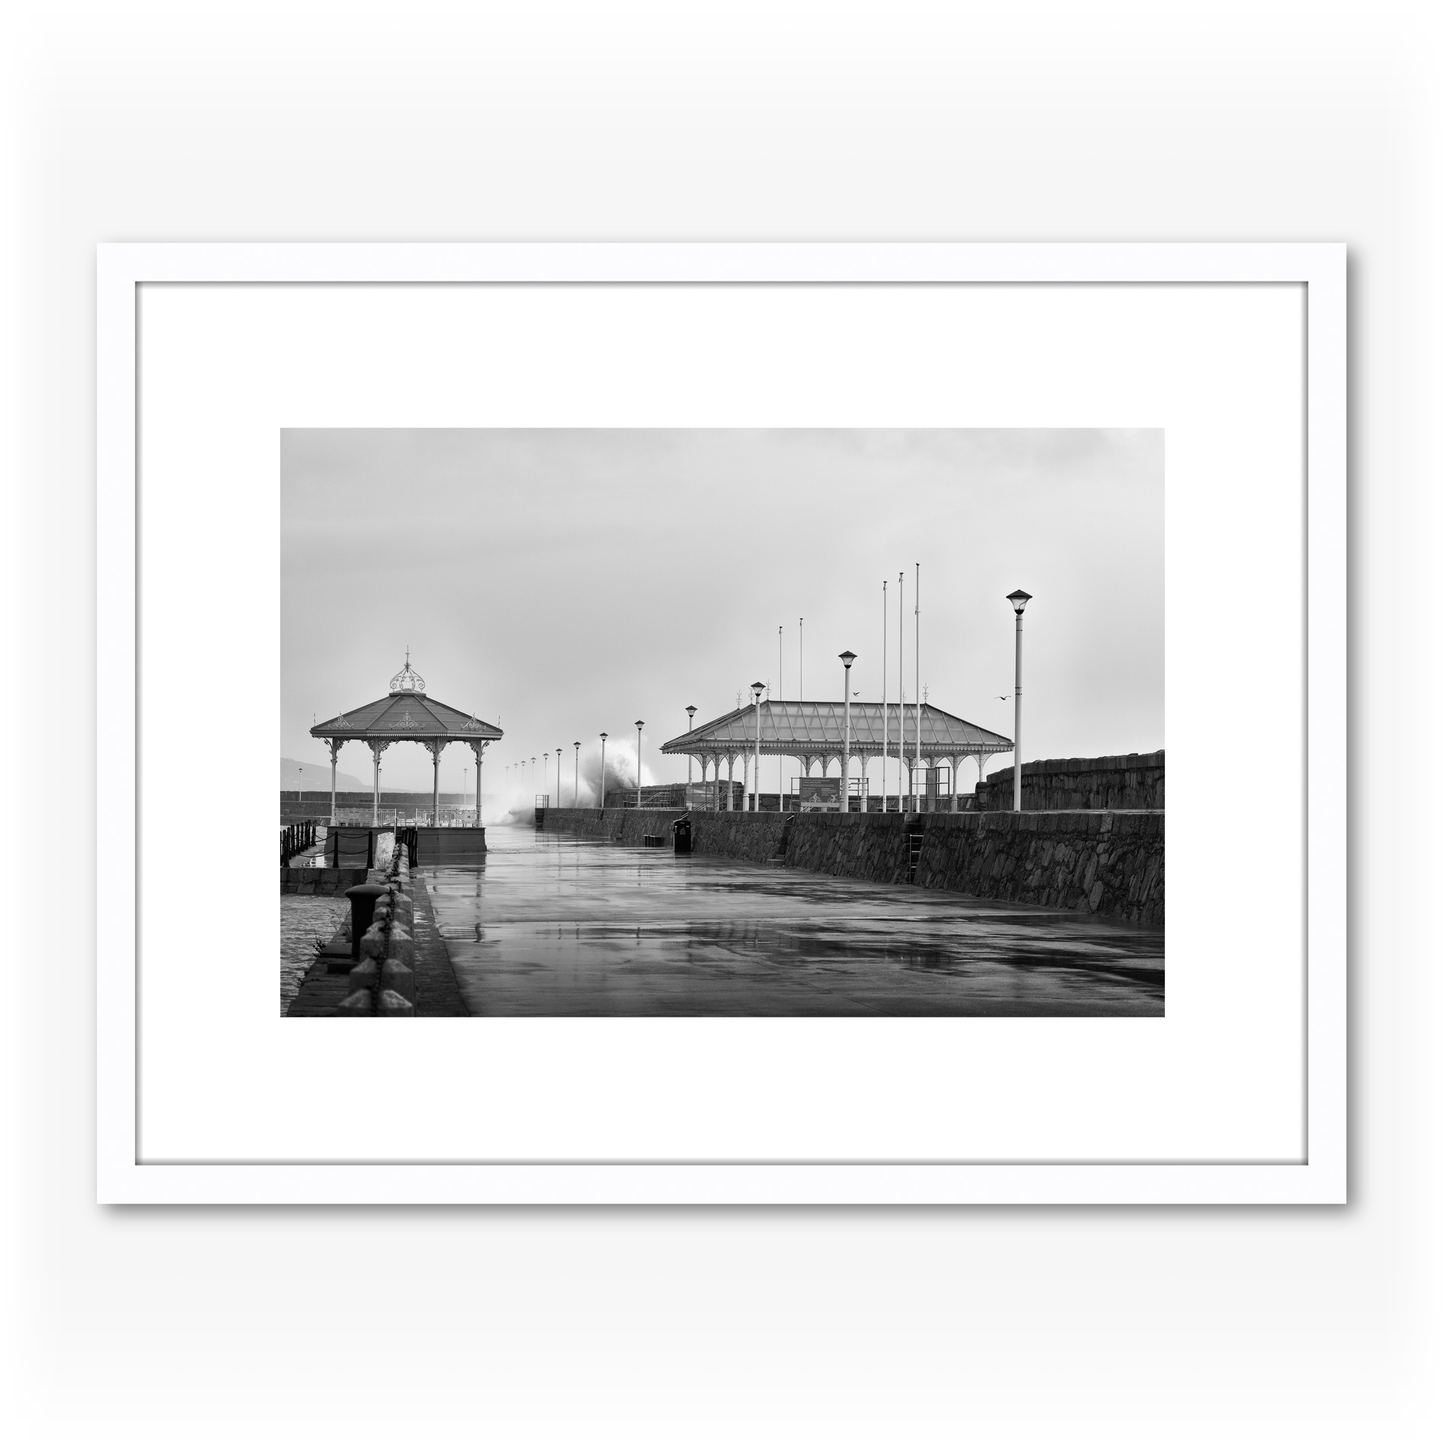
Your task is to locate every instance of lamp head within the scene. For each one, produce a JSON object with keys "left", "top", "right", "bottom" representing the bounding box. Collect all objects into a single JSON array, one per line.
[
  {"left": 636, "top": 719, "right": 645, "bottom": 729},
  {"left": 686, "top": 705, "right": 697, "bottom": 720},
  {"left": 839, "top": 650, "right": 857, "bottom": 668},
  {"left": 600, "top": 732, "right": 607, "bottom": 741},
  {"left": 751, "top": 681, "right": 765, "bottom": 701},
  {"left": 1007, "top": 589, "right": 1032, "bottom": 615}
]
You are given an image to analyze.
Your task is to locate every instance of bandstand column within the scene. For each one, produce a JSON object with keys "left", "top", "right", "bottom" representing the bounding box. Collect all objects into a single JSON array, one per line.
[
  {"left": 329, "top": 738, "right": 341, "bottom": 825},
  {"left": 726, "top": 754, "right": 735, "bottom": 811},
  {"left": 369, "top": 741, "right": 384, "bottom": 826},
  {"left": 429, "top": 740, "right": 443, "bottom": 825},
  {"left": 471, "top": 742, "right": 486, "bottom": 824}
]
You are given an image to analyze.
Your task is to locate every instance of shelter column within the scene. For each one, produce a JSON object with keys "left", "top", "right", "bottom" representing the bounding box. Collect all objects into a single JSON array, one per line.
[
  {"left": 726, "top": 754, "right": 735, "bottom": 811},
  {"left": 329, "top": 738, "right": 341, "bottom": 825},
  {"left": 470, "top": 742, "right": 486, "bottom": 825},
  {"left": 369, "top": 741, "right": 386, "bottom": 826},
  {"left": 427, "top": 741, "right": 444, "bottom": 825}
]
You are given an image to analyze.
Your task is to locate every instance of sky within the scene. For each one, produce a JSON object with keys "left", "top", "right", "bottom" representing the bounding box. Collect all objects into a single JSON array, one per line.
[{"left": 281, "top": 429, "right": 1163, "bottom": 804}]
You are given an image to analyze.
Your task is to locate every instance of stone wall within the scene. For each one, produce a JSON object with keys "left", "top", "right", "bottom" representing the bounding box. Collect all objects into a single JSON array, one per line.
[
  {"left": 280, "top": 866, "right": 370, "bottom": 896},
  {"left": 408, "top": 826, "right": 489, "bottom": 864},
  {"left": 538, "top": 807, "right": 788, "bottom": 860},
  {"left": 973, "top": 751, "right": 1164, "bottom": 812},
  {"left": 914, "top": 810, "right": 1163, "bottom": 925},
  {"left": 539, "top": 806, "right": 1164, "bottom": 924}
]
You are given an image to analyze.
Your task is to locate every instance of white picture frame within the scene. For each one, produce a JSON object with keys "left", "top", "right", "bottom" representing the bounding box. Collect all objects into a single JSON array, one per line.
[{"left": 97, "top": 242, "right": 1345, "bottom": 1204}]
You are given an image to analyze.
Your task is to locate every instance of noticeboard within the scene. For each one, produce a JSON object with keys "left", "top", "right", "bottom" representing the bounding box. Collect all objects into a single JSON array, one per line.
[{"left": 798, "top": 777, "right": 841, "bottom": 811}]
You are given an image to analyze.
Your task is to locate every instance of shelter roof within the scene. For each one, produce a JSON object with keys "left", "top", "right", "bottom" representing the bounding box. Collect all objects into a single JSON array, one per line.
[
  {"left": 311, "top": 659, "right": 503, "bottom": 744},
  {"left": 661, "top": 701, "right": 1012, "bottom": 757}
]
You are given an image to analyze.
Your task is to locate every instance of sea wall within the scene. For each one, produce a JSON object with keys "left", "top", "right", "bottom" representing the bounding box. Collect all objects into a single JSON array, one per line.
[
  {"left": 280, "top": 866, "right": 370, "bottom": 896},
  {"left": 973, "top": 751, "right": 1164, "bottom": 812},
  {"left": 914, "top": 810, "right": 1163, "bottom": 925},
  {"left": 538, "top": 806, "right": 1164, "bottom": 924},
  {"left": 538, "top": 807, "right": 789, "bottom": 860}
]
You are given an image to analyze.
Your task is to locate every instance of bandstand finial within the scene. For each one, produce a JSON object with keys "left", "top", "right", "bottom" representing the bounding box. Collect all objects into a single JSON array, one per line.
[{"left": 389, "top": 650, "right": 427, "bottom": 695}]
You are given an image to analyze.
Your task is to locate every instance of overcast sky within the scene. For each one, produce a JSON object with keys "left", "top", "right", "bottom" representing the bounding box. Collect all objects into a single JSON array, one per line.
[{"left": 281, "top": 429, "right": 1162, "bottom": 799}]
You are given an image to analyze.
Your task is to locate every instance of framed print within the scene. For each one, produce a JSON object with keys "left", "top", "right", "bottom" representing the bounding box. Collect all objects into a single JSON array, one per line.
[{"left": 97, "top": 242, "right": 1344, "bottom": 1203}]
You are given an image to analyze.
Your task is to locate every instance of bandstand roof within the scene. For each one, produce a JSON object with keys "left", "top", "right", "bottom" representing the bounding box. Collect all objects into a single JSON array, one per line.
[
  {"left": 310, "top": 655, "right": 504, "bottom": 746},
  {"left": 661, "top": 700, "right": 1012, "bottom": 759}
]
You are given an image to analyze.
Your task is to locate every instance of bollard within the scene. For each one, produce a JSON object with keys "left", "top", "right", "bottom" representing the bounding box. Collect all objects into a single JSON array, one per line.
[
  {"left": 337, "top": 989, "right": 373, "bottom": 1015},
  {"left": 344, "top": 882, "right": 388, "bottom": 960},
  {"left": 387, "top": 924, "right": 414, "bottom": 965},
  {"left": 381, "top": 958, "right": 415, "bottom": 1004},
  {"left": 376, "top": 988, "right": 414, "bottom": 1016},
  {"left": 348, "top": 958, "right": 380, "bottom": 993}
]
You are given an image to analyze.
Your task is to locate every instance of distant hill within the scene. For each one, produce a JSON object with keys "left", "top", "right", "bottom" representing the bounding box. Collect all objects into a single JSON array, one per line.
[{"left": 281, "top": 756, "right": 367, "bottom": 791}]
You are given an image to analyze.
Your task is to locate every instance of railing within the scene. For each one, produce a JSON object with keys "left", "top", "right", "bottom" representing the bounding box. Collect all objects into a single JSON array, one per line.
[
  {"left": 326, "top": 828, "right": 377, "bottom": 870},
  {"left": 280, "top": 819, "right": 317, "bottom": 868}
]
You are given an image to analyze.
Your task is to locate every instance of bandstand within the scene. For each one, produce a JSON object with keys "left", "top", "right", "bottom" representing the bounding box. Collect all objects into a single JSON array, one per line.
[
  {"left": 310, "top": 654, "right": 504, "bottom": 825},
  {"left": 662, "top": 700, "right": 1013, "bottom": 812}
]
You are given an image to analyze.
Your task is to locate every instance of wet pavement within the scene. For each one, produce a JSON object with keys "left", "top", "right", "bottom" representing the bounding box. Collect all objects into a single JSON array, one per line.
[{"left": 423, "top": 825, "right": 1164, "bottom": 1017}]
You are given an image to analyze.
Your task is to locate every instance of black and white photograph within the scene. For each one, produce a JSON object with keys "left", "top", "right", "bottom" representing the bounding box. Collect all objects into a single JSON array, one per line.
[{"left": 280, "top": 428, "right": 1164, "bottom": 1018}]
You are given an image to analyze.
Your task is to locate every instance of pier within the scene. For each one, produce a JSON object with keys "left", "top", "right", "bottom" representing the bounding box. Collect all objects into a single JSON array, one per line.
[{"left": 424, "top": 823, "right": 1162, "bottom": 1016}]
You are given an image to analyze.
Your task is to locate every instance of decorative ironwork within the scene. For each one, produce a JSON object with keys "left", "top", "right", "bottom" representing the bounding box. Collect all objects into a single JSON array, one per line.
[{"left": 389, "top": 647, "right": 426, "bottom": 696}]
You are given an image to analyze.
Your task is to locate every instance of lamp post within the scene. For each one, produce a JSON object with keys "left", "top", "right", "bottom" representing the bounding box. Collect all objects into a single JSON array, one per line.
[
  {"left": 531, "top": 756, "right": 536, "bottom": 799},
  {"left": 463, "top": 767, "right": 467, "bottom": 824},
  {"left": 573, "top": 742, "right": 580, "bottom": 806},
  {"left": 914, "top": 562, "right": 922, "bottom": 813},
  {"left": 556, "top": 747, "right": 562, "bottom": 810},
  {"left": 635, "top": 721, "right": 645, "bottom": 809},
  {"left": 543, "top": 753, "right": 549, "bottom": 808},
  {"left": 838, "top": 651, "right": 856, "bottom": 813},
  {"left": 1007, "top": 589, "right": 1032, "bottom": 811},
  {"left": 685, "top": 704, "right": 697, "bottom": 801},
  {"left": 750, "top": 682, "right": 765, "bottom": 811},
  {"left": 881, "top": 579, "right": 888, "bottom": 812},
  {"left": 599, "top": 733, "right": 608, "bottom": 809},
  {"left": 897, "top": 571, "right": 904, "bottom": 813}
]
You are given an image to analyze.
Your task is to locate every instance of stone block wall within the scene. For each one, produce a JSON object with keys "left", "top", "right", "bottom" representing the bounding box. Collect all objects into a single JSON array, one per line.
[
  {"left": 974, "top": 751, "right": 1164, "bottom": 812},
  {"left": 412, "top": 826, "right": 488, "bottom": 865},
  {"left": 537, "top": 807, "right": 787, "bottom": 861},
  {"left": 914, "top": 810, "right": 1164, "bottom": 925},
  {"left": 781, "top": 812, "right": 915, "bottom": 885},
  {"left": 538, "top": 806, "right": 1164, "bottom": 923},
  {"left": 280, "top": 866, "right": 370, "bottom": 896}
]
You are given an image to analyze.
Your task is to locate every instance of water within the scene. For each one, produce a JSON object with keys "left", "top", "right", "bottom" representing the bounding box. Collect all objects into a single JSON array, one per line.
[
  {"left": 279, "top": 895, "right": 346, "bottom": 1013},
  {"left": 423, "top": 825, "right": 1164, "bottom": 1017}
]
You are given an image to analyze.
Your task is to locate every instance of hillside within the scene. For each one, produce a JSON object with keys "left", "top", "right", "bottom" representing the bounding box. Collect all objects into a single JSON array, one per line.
[{"left": 281, "top": 756, "right": 368, "bottom": 792}]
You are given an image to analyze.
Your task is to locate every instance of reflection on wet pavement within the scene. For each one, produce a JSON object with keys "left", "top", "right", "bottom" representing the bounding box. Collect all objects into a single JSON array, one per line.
[{"left": 425, "top": 825, "right": 1164, "bottom": 1017}]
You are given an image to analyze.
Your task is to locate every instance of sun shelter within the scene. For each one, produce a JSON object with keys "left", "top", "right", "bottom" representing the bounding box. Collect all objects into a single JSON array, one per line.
[
  {"left": 661, "top": 699, "right": 1013, "bottom": 811},
  {"left": 310, "top": 654, "right": 504, "bottom": 825}
]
